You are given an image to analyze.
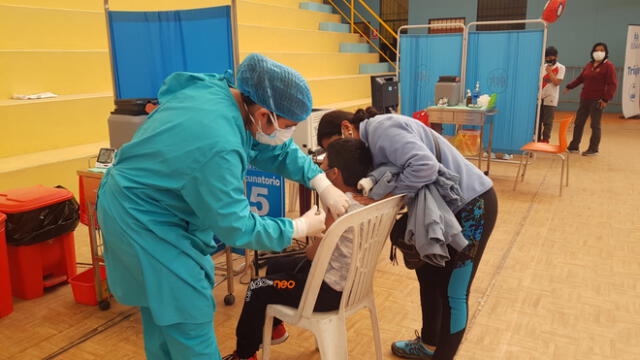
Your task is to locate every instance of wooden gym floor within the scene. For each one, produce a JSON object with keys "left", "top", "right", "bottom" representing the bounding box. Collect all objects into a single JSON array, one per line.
[{"left": 1, "top": 113, "right": 639, "bottom": 359}]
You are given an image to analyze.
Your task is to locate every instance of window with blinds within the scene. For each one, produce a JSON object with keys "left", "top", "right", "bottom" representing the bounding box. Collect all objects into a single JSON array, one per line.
[
  {"left": 476, "top": 0, "right": 527, "bottom": 31},
  {"left": 379, "top": 0, "right": 408, "bottom": 62},
  {"left": 428, "top": 17, "right": 465, "bottom": 34}
]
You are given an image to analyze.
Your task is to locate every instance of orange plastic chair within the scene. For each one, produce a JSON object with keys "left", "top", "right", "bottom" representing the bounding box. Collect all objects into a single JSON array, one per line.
[{"left": 513, "top": 115, "right": 573, "bottom": 195}]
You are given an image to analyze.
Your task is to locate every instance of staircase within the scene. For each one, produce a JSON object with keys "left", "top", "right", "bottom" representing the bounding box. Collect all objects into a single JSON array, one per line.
[{"left": 0, "top": 0, "right": 388, "bottom": 195}]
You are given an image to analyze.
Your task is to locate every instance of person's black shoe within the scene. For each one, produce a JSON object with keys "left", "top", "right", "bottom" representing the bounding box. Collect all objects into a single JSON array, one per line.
[
  {"left": 567, "top": 147, "right": 579, "bottom": 153},
  {"left": 582, "top": 150, "right": 599, "bottom": 156}
]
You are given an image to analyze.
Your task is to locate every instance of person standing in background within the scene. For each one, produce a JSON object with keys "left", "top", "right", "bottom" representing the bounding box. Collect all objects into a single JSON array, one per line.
[
  {"left": 564, "top": 42, "right": 618, "bottom": 156},
  {"left": 538, "top": 46, "right": 565, "bottom": 143}
]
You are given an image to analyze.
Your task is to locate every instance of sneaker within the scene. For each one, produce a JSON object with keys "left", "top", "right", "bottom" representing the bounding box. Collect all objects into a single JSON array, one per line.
[
  {"left": 582, "top": 150, "right": 599, "bottom": 156},
  {"left": 567, "top": 147, "right": 579, "bottom": 153},
  {"left": 222, "top": 353, "right": 257, "bottom": 360},
  {"left": 391, "top": 331, "right": 434, "bottom": 359},
  {"left": 538, "top": 139, "right": 550, "bottom": 144},
  {"left": 271, "top": 323, "right": 289, "bottom": 345},
  {"left": 259, "top": 323, "right": 289, "bottom": 349}
]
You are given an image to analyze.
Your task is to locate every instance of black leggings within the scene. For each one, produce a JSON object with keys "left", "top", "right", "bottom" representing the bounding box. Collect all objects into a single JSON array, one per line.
[{"left": 416, "top": 188, "right": 498, "bottom": 360}]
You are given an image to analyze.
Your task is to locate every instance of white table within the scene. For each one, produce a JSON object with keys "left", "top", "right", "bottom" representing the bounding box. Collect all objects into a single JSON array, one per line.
[{"left": 426, "top": 105, "right": 497, "bottom": 175}]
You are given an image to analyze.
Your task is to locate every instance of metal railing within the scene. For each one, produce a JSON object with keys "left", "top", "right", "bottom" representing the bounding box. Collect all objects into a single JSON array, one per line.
[{"left": 325, "top": 0, "right": 398, "bottom": 71}]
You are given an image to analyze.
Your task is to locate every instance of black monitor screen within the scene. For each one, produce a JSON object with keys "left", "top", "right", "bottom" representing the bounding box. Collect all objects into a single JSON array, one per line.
[{"left": 97, "top": 148, "right": 115, "bottom": 164}]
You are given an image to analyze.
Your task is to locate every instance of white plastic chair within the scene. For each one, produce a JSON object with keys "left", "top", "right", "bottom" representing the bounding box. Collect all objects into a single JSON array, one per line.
[{"left": 262, "top": 195, "right": 405, "bottom": 360}]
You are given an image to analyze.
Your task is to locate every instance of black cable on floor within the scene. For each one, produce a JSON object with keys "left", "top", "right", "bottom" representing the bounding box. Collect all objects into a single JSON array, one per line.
[{"left": 41, "top": 307, "right": 138, "bottom": 359}]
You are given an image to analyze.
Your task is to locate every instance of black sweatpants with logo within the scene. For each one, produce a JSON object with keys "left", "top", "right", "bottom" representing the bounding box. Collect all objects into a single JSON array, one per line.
[{"left": 235, "top": 256, "right": 342, "bottom": 358}]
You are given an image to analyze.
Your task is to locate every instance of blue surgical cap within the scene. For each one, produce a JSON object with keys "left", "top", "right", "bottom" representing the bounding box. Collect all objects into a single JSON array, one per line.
[{"left": 236, "top": 53, "right": 313, "bottom": 122}]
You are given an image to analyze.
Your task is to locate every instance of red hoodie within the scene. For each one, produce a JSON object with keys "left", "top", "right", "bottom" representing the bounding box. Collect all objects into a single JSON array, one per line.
[{"left": 566, "top": 60, "right": 617, "bottom": 102}]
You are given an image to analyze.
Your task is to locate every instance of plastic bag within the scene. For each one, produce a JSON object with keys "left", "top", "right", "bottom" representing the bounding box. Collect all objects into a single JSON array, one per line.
[
  {"left": 453, "top": 129, "right": 481, "bottom": 156},
  {"left": 5, "top": 187, "right": 79, "bottom": 246},
  {"left": 477, "top": 95, "right": 490, "bottom": 108},
  {"left": 487, "top": 93, "right": 497, "bottom": 109}
]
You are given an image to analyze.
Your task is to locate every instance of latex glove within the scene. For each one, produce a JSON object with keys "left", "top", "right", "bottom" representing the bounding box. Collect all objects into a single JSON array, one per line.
[
  {"left": 357, "top": 177, "right": 374, "bottom": 197},
  {"left": 311, "top": 173, "right": 350, "bottom": 218},
  {"left": 292, "top": 206, "right": 326, "bottom": 239}
]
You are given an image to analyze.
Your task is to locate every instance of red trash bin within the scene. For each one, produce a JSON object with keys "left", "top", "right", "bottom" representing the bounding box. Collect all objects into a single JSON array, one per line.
[
  {"left": 0, "top": 186, "right": 79, "bottom": 300},
  {"left": 0, "top": 213, "right": 12, "bottom": 317}
]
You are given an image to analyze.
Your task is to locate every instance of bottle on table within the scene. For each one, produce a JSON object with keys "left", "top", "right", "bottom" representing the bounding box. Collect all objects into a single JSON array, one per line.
[{"left": 472, "top": 82, "right": 480, "bottom": 105}]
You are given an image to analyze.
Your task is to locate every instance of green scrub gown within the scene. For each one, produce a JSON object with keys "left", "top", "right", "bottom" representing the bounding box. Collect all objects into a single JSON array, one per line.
[{"left": 97, "top": 72, "right": 322, "bottom": 359}]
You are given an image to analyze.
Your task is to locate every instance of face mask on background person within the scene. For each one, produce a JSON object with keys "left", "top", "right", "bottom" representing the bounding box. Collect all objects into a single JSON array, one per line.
[{"left": 592, "top": 51, "right": 606, "bottom": 62}]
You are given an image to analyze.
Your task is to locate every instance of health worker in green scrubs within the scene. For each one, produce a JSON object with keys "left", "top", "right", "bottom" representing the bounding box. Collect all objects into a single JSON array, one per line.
[{"left": 97, "top": 53, "right": 350, "bottom": 360}]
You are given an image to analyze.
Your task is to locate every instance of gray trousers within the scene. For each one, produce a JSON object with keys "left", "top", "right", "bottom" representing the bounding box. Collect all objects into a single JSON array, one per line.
[
  {"left": 538, "top": 104, "right": 555, "bottom": 142},
  {"left": 569, "top": 98, "right": 603, "bottom": 152}
]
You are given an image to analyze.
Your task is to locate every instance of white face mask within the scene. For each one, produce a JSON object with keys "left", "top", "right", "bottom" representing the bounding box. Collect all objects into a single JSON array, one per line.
[
  {"left": 592, "top": 51, "right": 606, "bottom": 61},
  {"left": 246, "top": 104, "right": 295, "bottom": 146}
]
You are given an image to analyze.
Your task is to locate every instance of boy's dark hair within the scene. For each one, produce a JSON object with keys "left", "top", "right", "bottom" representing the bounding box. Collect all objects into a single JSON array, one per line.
[
  {"left": 545, "top": 46, "right": 558, "bottom": 58},
  {"left": 326, "top": 138, "right": 373, "bottom": 188},
  {"left": 317, "top": 107, "right": 379, "bottom": 148},
  {"left": 590, "top": 42, "right": 609, "bottom": 62}
]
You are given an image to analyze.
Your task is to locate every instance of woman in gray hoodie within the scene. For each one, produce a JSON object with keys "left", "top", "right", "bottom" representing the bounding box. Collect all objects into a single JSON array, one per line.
[{"left": 318, "top": 108, "right": 498, "bottom": 360}]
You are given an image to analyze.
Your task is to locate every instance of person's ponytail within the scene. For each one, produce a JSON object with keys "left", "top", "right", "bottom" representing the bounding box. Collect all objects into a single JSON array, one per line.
[
  {"left": 351, "top": 106, "right": 379, "bottom": 128},
  {"left": 317, "top": 106, "right": 380, "bottom": 148}
]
